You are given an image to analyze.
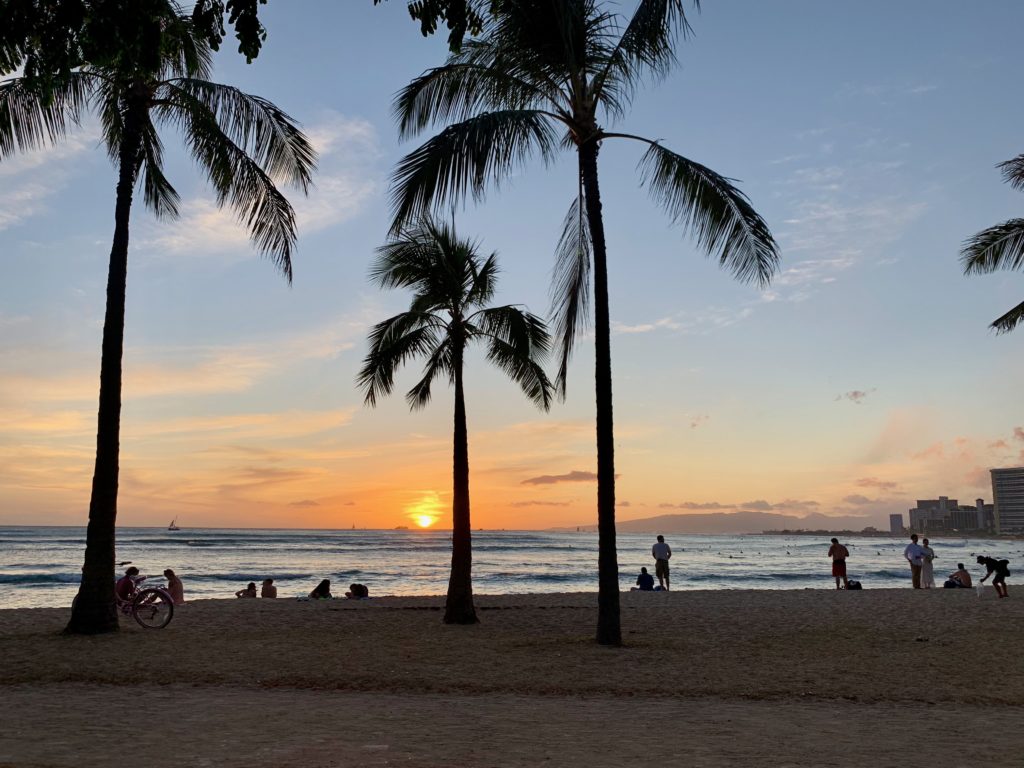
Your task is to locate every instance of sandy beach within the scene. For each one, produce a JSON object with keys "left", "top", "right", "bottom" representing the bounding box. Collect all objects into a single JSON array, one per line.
[{"left": 1, "top": 588, "right": 1022, "bottom": 767}]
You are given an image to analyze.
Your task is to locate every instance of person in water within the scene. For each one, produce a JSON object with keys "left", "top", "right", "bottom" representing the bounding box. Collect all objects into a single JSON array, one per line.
[
  {"left": 977, "top": 555, "right": 1010, "bottom": 598},
  {"left": 260, "top": 579, "right": 277, "bottom": 598},
  {"left": 235, "top": 582, "right": 257, "bottom": 598},
  {"left": 309, "top": 579, "right": 332, "bottom": 599},
  {"left": 163, "top": 569, "right": 185, "bottom": 604}
]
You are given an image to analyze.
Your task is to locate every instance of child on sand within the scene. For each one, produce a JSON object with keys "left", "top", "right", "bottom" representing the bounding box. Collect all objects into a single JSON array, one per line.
[
  {"left": 235, "top": 582, "right": 257, "bottom": 598},
  {"left": 309, "top": 579, "right": 332, "bottom": 599},
  {"left": 260, "top": 579, "right": 277, "bottom": 598}
]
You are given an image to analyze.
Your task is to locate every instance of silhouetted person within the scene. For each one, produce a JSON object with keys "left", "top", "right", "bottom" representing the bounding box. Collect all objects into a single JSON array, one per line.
[
  {"left": 944, "top": 563, "right": 972, "bottom": 589},
  {"left": 163, "top": 568, "right": 184, "bottom": 604},
  {"left": 345, "top": 583, "right": 369, "bottom": 599},
  {"left": 235, "top": 582, "right": 257, "bottom": 598},
  {"left": 633, "top": 567, "right": 655, "bottom": 591},
  {"left": 309, "top": 579, "right": 332, "bottom": 599},
  {"left": 652, "top": 535, "right": 672, "bottom": 590},
  {"left": 904, "top": 534, "right": 926, "bottom": 589},
  {"left": 977, "top": 555, "right": 1010, "bottom": 598},
  {"left": 260, "top": 578, "right": 277, "bottom": 598},
  {"left": 828, "top": 538, "right": 849, "bottom": 589}
]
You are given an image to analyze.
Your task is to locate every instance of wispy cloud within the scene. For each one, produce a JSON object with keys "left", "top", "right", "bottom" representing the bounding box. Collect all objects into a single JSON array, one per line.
[
  {"left": 139, "top": 112, "right": 380, "bottom": 260},
  {"left": 522, "top": 470, "right": 597, "bottom": 486},
  {"left": 855, "top": 477, "right": 901, "bottom": 492},
  {"left": 0, "top": 127, "right": 100, "bottom": 231},
  {"left": 835, "top": 388, "right": 876, "bottom": 405}
]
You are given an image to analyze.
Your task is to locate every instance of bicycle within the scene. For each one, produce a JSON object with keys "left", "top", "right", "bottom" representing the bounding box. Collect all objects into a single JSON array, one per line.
[{"left": 115, "top": 562, "right": 175, "bottom": 629}]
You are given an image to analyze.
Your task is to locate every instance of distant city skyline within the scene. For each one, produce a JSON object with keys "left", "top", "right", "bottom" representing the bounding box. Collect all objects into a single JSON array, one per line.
[{"left": 2, "top": 1, "right": 1023, "bottom": 530}]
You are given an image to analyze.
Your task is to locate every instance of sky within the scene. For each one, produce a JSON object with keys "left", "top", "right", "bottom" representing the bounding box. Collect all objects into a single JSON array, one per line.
[{"left": 1, "top": 0, "right": 1023, "bottom": 531}]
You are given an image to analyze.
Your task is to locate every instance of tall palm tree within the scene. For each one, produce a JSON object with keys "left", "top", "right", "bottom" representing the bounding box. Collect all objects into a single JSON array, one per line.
[
  {"left": 0, "top": 5, "right": 316, "bottom": 634},
  {"left": 357, "top": 218, "right": 553, "bottom": 624},
  {"left": 962, "top": 154, "right": 1024, "bottom": 333},
  {"left": 388, "top": 0, "right": 779, "bottom": 644}
]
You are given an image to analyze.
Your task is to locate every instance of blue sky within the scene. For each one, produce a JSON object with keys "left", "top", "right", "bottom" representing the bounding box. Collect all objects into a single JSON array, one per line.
[{"left": 1, "top": 0, "right": 1022, "bottom": 529}]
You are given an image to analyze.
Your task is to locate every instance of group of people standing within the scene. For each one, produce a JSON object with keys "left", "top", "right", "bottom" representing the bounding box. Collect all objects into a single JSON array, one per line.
[{"left": 903, "top": 534, "right": 1011, "bottom": 596}]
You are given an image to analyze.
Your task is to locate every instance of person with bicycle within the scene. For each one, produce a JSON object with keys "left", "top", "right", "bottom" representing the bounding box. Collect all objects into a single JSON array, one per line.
[{"left": 115, "top": 566, "right": 140, "bottom": 603}]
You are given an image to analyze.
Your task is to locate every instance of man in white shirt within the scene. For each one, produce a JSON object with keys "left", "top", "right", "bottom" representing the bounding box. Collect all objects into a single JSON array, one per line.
[
  {"left": 652, "top": 535, "right": 672, "bottom": 590},
  {"left": 903, "top": 533, "right": 926, "bottom": 589}
]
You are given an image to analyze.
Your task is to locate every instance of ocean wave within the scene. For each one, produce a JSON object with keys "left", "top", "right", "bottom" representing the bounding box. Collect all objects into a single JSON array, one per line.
[{"left": 0, "top": 572, "right": 80, "bottom": 586}]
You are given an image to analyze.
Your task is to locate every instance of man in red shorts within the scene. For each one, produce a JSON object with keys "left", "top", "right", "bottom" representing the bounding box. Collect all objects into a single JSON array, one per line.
[{"left": 828, "top": 538, "right": 849, "bottom": 590}]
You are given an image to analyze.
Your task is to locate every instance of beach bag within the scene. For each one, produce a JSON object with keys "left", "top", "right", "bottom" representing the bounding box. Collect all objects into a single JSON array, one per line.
[{"left": 846, "top": 580, "right": 862, "bottom": 590}]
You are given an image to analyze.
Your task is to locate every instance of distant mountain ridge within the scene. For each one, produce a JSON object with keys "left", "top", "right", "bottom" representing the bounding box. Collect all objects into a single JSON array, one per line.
[{"left": 550, "top": 510, "right": 883, "bottom": 535}]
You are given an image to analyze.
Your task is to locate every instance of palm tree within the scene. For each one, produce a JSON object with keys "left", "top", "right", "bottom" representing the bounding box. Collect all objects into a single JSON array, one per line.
[
  {"left": 357, "top": 218, "right": 553, "bottom": 624},
  {"left": 388, "top": 0, "right": 779, "bottom": 644},
  {"left": 962, "top": 155, "right": 1024, "bottom": 333},
  {"left": 0, "top": 5, "right": 316, "bottom": 634}
]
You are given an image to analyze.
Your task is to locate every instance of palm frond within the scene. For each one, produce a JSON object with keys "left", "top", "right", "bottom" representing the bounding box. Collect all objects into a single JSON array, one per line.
[
  {"left": 395, "top": 45, "right": 557, "bottom": 140},
  {"left": 637, "top": 141, "right": 780, "bottom": 287},
  {"left": 475, "top": 304, "right": 553, "bottom": 410},
  {"left": 162, "top": 78, "right": 315, "bottom": 191},
  {"left": 406, "top": 336, "right": 455, "bottom": 409},
  {"left": 990, "top": 300, "right": 1024, "bottom": 335},
  {"left": 960, "top": 219, "right": 1024, "bottom": 275},
  {"left": 161, "top": 82, "right": 308, "bottom": 281},
  {"left": 550, "top": 193, "right": 591, "bottom": 396},
  {"left": 138, "top": 118, "right": 180, "bottom": 218},
  {"left": 998, "top": 154, "right": 1024, "bottom": 191},
  {"left": 591, "top": 0, "right": 697, "bottom": 118},
  {"left": 465, "top": 251, "right": 499, "bottom": 309},
  {"left": 357, "top": 312, "right": 444, "bottom": 407},
  {"left": 0, "top": 73, "right": 92, "bottom": 158},
  {"left": 390, "top": 109, "right": 559, "bottom": 232}
]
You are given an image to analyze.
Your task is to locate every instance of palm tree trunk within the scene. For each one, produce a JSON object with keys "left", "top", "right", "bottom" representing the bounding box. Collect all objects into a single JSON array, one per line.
[
  {"left": 65, "top": 105, "right": 144, "bottom": 635},
  {"left": 580, "top": 139, "right": 621, "bottom": 646},
  {"left": 444, "top": 338, "right": 478, "bottom": 624}
]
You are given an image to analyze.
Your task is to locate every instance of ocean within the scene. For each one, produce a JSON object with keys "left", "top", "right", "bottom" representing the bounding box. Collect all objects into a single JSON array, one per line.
[{"left": 0, "top": 526, "right": 1017, "bottom": 610}]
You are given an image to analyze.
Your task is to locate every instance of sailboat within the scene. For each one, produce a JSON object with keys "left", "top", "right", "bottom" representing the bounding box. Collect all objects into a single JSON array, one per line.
[{"left": 167, "top": 518, "right": 180, "bottom": 531}]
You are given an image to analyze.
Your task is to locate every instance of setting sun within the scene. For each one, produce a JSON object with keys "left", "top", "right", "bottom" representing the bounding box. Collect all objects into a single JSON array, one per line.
[{"left": 405, "top": 492, "right": 444, "bottom": 529}]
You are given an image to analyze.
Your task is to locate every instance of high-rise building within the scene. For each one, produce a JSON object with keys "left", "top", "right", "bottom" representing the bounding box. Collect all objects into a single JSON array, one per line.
[
  {"left": 991, "top": 467, "right": 1024, "bottom": 534},
  {"left": 909, "top": 497, "right": 957, "bottom": 532},
  {"left": 889, "top": 513, "right": 903, "bottom": 534}
]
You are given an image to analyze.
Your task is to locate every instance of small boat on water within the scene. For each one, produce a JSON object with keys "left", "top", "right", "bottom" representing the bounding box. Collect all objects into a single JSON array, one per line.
[{"left": 167, "top": 518, "right": 180, "bottom": 531}]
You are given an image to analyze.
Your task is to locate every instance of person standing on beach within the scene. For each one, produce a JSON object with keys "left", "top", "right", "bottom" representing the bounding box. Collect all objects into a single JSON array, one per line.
[
  {"left": 904, "top": 534, "right": 926, "bottom": 589},
  {"left": 827, "top": 538, "right": 849, "bottom": 590},
  {"left": 977, "top": 555, "right": 1010, "bottom": 598},
  {"left": 920, "top": 538, "right": 936, "bottom": 589},
  {"left": 652, "top": 535, "right": 672, "bottom": 590}
]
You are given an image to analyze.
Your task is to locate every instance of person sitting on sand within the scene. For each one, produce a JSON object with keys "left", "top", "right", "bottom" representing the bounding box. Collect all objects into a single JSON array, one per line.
[
  {"left": 828, "top": 538, "right": 850, "bottom": 590},
  {"left": 631, "top": 567, "right": 655, "bottom": 591},
  {"left": 260, "top": 579, "right": 277, "bottom": 598},
  {"left": 163, "top": 569, "right": 185, "bottom": 604},
  {"left": 345, "top": 583, "right": 369, "bottom": 599},
  {"left": 977, "top": 555, "right": 1010, "bottom": 598},
  {"left": 235, "top": 582, "right": 257, "bottom": 598},
  {"left": 944, "top": 563, "right": 972, "bottom": 589},
  {"left": 115, "top": 566, "right": 140, "bottom": 603},
  {"left": 309, "top": 579, "right": 332, "bottom": 599}
]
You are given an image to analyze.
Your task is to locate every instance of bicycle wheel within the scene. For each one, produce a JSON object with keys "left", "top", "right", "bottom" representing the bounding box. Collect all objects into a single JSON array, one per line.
[{"left": 132, "top": 588, "right": 174, "bottom": 629}]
